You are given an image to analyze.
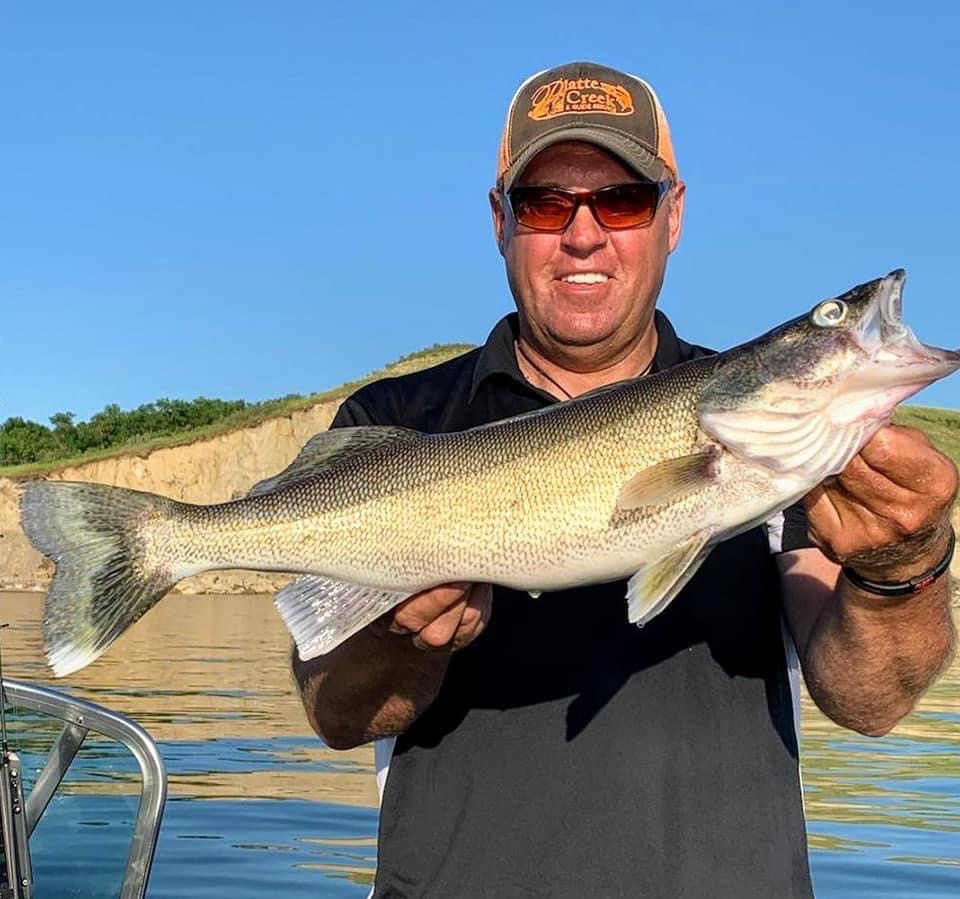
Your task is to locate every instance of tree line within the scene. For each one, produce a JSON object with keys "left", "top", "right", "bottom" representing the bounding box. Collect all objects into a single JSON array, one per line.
[{"left": 0, "top": 397, "right": 250, "bottom": 466}]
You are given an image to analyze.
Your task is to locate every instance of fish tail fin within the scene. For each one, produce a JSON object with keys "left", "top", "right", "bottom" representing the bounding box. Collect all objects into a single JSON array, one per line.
[{"left": 19, "top": 481, "right": 182, "bottom": 677}]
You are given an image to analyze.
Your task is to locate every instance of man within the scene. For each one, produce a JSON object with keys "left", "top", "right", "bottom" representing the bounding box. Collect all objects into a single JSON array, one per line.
[{"left": 294, "top": 62, "right": 957, "bottom": 897}]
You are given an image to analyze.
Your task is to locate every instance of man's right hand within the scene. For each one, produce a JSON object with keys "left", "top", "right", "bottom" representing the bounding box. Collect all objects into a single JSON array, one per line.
[
  {"left": 294, "top": 582, "right": 493, "bottom": 749},
  {"left": 376, "top": 582, "right": 493, "bottom": 652}
]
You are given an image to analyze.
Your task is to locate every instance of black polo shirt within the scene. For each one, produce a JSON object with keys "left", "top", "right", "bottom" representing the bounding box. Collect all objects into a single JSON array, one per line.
[{"left": 332, "top": 310, "right": 815, "bottom": 899}]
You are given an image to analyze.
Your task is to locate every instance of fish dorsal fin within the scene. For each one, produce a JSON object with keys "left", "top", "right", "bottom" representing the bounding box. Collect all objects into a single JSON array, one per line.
[
  {"left": 626, "top": 529, "right": 714, "bottom": 626},
  {"left": 616, "top": 449, "right": 720, "bottom": 511},
  {"left": 275, "top": 575, "right": 412, "bottom": 659},
  {"left": 247, "top": 426, "right": 421, "bottom": 497}
]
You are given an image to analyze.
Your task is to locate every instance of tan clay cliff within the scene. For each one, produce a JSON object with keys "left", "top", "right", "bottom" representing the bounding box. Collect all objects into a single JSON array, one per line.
[{"left": 0, "top": 399, "right": 342, "bottom": 593}]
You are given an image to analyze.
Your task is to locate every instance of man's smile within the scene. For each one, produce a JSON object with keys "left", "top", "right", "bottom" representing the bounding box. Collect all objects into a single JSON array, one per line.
[{"left": 557, "top": 272, "right": 611, "bottom": 285}]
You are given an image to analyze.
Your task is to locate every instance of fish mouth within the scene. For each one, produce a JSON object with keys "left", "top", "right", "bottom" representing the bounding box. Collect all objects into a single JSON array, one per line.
[{"left": 859, "top": 269, "right": 960, "bottom": 381}]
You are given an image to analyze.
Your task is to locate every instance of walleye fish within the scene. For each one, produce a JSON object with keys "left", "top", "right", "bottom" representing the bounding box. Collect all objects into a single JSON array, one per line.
[{"left": 19, "top": 270, "right": 960, "bottom": 677}]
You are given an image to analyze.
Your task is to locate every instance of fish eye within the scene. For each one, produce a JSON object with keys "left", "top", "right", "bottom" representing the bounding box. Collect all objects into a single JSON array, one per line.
[{"left": 812, "top": 299, "right": 848, "bottom": 328}]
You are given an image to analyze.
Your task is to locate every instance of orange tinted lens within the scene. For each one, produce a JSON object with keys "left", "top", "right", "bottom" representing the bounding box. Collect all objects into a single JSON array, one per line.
[
  {"left": 592, "top": 183, "right": 660, "bottom": 228},
  {"left": 510, "top": 188, "right": 576, "bottom": 231}
]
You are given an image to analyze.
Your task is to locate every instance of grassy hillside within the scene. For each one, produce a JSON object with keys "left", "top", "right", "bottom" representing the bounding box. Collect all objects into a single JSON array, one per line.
[
  {"left": 3, "top": 342, "right": 959, "bottom": 478},
  {"left": 1, "top": 343, "right": 474, "bottom": 479},
  {"left": 894, "top": 406, "right": 960, "bottom": 467}
]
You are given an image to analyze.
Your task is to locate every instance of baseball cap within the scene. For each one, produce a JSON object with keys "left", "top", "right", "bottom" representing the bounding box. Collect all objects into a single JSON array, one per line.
[{"left": 496, "top": 61, "right": 679, "bottom": 192}]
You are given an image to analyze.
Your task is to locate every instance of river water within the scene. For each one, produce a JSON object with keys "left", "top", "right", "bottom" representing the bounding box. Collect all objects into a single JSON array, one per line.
[{"left": 1, "top": 592, "right": 957, "bottom": 897}]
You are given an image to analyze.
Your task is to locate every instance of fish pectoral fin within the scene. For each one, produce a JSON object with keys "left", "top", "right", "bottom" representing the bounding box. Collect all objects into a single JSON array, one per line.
[
  {"left": 626, "top": 530, "right": 714, "bottom": 626},
  {"left": 247, "top": 426, "right": 423, "bottom": 497},
  {"left": 274, "top": 576, "right": 411, "bottom": 659},
  {"left": 616, "top": 449, "right": 720, "bottom": 511}
]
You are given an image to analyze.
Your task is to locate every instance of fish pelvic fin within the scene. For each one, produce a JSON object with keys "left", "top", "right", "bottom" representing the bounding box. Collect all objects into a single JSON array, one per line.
[
  {"left": 247, "top": 426, "right": 422, "bottom": 497},
  {"left": 626, "top": 529, "right": 714, "bottom": 626},
  {"left": 19, "top": 481, "right": 179, "bottom": 677},
  {"left": 275, "top": 576, "right": 412, "bottom": 659},
  {"left": 616, "top": 449, "right": 720, "bottom": 511}
]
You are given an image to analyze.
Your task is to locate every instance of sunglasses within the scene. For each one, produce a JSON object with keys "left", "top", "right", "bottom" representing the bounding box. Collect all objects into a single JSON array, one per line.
[{"left": 505, "top": 181, "right": 672, "bottom": 232}]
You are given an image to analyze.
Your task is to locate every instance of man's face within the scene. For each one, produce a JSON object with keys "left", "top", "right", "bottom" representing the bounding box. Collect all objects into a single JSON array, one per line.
[{"left": 491, "top": 141, "right": 685, "bottom": 365}]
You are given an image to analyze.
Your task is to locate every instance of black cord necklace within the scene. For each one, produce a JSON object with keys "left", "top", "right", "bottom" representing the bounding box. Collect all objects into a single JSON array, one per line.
[
  {"left": 515, "top": 341, "right": 655, "bottom": 400},
  {"left": 515, "top": 340, "right": 574, "bottom": 399}
]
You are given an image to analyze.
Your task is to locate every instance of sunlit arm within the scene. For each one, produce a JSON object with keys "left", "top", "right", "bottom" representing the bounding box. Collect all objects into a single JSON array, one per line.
[
  {"left": 292, "top": 623, "right": 451, "bottom": 750},
  {"left": 778, "top": 537, "right": 956, "bottom": 736},
  {"left": 291, "top": 582, "right": 491, "bottom": 750}
]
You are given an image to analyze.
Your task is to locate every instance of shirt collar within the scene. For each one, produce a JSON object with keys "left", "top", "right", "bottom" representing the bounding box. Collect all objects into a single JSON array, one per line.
[{"left": 468, "top": 309, "right": 686, "bottom": 403}]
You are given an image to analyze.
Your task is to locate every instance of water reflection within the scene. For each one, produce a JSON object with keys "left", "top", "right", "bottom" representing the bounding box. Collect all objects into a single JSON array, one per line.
[
  {"left": 800, "top": 610, "right": 960, "bottom": 895},
  {"left": 2, "top": 592, "right": 959, "bottom": 896},
  {"left": 1, "top": 592, "right": 378, "bottom": 807}
]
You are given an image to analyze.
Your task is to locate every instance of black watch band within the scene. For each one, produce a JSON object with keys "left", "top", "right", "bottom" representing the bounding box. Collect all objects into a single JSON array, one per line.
[{"left": 841, "top": 529, "right": 956, "bottom": 597}]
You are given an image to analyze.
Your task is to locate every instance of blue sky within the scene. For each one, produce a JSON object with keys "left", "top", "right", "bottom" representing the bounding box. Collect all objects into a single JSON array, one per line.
[{"left": 4, "top": 2, "right": 959, "bottom": 424}]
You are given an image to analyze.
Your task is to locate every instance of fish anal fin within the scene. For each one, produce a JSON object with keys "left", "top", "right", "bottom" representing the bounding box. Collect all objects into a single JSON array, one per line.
[
  {"left": 616, "top": 449, "right": 720, "bottom": 511},
  {"left": 274, "top": 575, "right": 411, "bottom": 659},
  {"left": 248, "top": 426, "right": 422, "bottom": 497},
  {"left": 626, "top": 530, "right": 714, "bottom": 626}
]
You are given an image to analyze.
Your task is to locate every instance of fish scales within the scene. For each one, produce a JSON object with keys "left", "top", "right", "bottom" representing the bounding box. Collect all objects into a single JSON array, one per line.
[{"left": 146, "top": 356, "right": 768, "bottom": 592}]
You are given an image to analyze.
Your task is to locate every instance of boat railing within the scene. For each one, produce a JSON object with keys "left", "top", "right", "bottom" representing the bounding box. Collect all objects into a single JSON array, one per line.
[{"left": 1, "top": 678, "right": 167, "bottom": 899}]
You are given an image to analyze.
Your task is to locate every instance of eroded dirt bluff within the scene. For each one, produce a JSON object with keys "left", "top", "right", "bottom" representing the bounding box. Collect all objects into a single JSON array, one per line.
[{"left": 0, "top": 399, "right": 342, "bottom": 592}]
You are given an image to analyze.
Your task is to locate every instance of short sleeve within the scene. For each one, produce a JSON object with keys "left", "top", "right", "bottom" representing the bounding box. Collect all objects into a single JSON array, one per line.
[
  {"left": 329, "top": 396, "right": 381, "bottom": 429},
  {"left": 766, "top": 501, "right": 816, "bottom": 554}
]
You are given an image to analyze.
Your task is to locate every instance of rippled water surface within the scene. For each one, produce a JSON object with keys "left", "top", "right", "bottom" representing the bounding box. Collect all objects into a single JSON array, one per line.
[{"left": 2, "top": 592, "right": 958, "bottom": 897}]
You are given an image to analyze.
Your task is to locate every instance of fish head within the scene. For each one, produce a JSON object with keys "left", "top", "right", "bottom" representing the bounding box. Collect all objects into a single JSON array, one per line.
[{"left": 699, "top": 270, "right": 960, "bottom": 480}]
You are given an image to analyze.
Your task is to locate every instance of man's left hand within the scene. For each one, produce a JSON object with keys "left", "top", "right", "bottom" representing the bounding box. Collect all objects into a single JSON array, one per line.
[{"left": 803, "top": 424, "right": 958, "bottom": 581}]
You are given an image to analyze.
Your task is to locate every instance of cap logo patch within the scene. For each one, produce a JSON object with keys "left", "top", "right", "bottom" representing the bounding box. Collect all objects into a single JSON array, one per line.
[{"left": 528, "top": 78, "right": 634, "bottom": 120}]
